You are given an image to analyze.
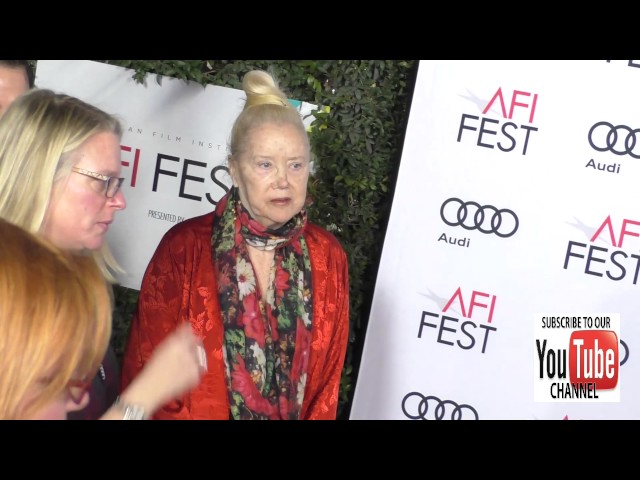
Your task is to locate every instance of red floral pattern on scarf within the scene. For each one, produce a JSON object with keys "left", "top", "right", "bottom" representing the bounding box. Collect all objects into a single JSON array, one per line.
[{"left": 212, "top": 188, "right": 313, "bottom": 420}]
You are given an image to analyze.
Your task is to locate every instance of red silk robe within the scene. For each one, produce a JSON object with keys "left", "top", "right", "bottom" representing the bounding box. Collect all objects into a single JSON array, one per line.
[{"left": 120, "top": 211, "right": 350, "bottom": 419}]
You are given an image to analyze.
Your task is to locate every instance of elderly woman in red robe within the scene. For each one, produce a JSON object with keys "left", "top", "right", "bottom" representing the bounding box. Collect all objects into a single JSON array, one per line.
[{"left": 121, "top": 70, "right": 350, "bottom": 420}]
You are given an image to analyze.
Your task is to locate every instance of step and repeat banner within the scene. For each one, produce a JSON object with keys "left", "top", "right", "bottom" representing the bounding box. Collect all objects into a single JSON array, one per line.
[
  {"left": 350, "top": 60, "right": 640, "bottom": 420},
  {"left": 35, "top": 60, "right": 317, "bottom": 290}
]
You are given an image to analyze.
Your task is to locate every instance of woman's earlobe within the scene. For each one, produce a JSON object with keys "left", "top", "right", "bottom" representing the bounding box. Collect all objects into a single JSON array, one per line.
[
  {"left": 227, "top": 159, "right": 237, "bottom": 187},
  {"left": 229, "top": 171, "right": 239, "bottom": 188}
]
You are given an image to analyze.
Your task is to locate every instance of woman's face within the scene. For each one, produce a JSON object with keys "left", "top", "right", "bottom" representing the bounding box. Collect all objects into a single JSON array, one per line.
[
  {"left": 20, "top": 376, "right": 90, "bottom": 420},
  {"left": 27, "top": 391, "right": 90, "bottom": 420},
  {"left": 230, "top": 122, "right": 310, "bottom": 229},
  {"left": 42, "top": 131, "right": 126, "bottom": 251},
  {"left": 0, "top": 64, "right": 29, "bottom": 117}
]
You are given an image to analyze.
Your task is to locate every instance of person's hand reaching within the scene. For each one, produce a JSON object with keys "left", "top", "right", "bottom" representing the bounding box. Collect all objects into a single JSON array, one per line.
[{"left": 103, "top": 323, "right": 206, "bottom": 419}]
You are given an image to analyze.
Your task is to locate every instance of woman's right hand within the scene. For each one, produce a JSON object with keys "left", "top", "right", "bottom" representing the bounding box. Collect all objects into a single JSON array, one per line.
[{"left": 107, "top": 323, "right": 206, "bottom": 419}]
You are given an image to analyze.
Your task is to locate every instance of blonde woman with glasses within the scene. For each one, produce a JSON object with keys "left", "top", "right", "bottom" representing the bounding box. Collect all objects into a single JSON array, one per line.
[{"left": 0, "top": 89, "right": 206, "bottom": 420}]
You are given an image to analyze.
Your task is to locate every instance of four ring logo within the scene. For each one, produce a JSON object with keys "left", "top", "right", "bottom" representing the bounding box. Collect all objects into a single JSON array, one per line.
[
  {"left": 621, "top": 339, "right": 630, "bottom": 366},
  {"left": 440, "top": 197, "right": 519, "bottom": 238},
  {"left": 588, "top": 121, "right": 640, "bottom": 158},
  {"left": 401, "top": 392, "right": 479, "bottom": 420}
]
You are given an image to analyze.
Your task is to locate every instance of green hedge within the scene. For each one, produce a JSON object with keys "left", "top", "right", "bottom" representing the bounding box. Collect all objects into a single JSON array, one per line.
[{"left": 101, "top": 60, "right": 417, "bottom": 419}]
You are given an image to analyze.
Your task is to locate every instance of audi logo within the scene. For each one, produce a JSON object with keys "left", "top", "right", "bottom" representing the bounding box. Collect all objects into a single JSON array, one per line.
[
  {"left": 401, "top": 392, "right": 479, "bottom": 420},
  {"left": 621, "top": 339, "right": 629, "bottom": 366},
  {"left": 588, "top": 121, "right": 640, "bottom": 158},
  {"left": 440, "top": 197, "right": 519, "bottom": 238}
]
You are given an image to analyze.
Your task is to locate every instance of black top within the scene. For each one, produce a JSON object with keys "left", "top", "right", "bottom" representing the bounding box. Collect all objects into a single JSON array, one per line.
[{"left": 67, "top": 345, "right": 120, "bottom": 420}]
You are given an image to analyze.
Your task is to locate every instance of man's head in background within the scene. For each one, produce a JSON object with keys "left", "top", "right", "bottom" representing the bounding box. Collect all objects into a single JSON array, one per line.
[{"left": 0, "top": 61, "right": 34, "bottom": 117}]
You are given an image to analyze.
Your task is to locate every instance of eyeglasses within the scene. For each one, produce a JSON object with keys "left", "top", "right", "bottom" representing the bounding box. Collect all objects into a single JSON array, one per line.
[
  {"left": 71, "top": 167, "right": 125, "bottom": 198},
  {"left": 66, "top": 377, "right": 92, "bottom": 405}
]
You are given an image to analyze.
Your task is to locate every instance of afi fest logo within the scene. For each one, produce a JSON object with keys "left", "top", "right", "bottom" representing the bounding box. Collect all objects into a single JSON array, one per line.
[
  {"left": 564, "top": 215, "right": 640, "bottom": 285},
  {"left": 119, "top": 143, "right": 231, "bottom": 206},
  {"left": 534, "top": 313, "right": 620, "bottom": 402},
  {"left": 457, "top": 87, "right": 539, "bottom": 155},
  {"left": 418, "top": 287, "right": 498, "bottom": 354}
]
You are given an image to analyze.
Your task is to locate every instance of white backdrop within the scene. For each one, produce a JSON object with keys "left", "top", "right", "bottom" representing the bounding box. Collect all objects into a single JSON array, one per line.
[
  {"left": 35, "top": 60, "right": 317, "bottom": 290},
  {"left": 350, "top": 60, "right": 640, "bottom": 420}
]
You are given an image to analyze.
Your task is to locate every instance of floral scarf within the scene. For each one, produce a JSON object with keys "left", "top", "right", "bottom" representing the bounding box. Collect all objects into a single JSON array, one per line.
[{"left": 212, "top": 187, "right": 313, "bottom": 420}]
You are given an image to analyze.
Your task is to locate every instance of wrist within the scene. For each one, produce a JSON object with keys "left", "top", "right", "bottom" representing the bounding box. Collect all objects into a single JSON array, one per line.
[{"left": 113, "top": 396, "right": 149, "bottom": 420}]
